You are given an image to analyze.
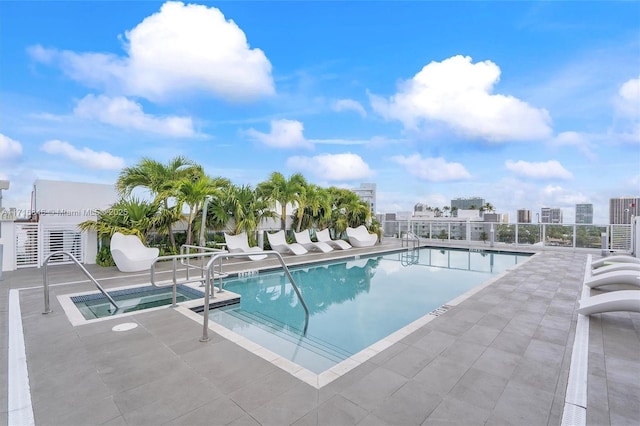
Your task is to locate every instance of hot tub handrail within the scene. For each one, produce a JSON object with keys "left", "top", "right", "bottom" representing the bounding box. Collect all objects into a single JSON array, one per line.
[
  {"left": 200, "top": 250, "right": 310, "bottom": 341},
  {"left": 43, "top": 251, "right": 119, "bottom": 314},
  {"left": 150, "top": 250, "right": 228, "bottom": 307}
]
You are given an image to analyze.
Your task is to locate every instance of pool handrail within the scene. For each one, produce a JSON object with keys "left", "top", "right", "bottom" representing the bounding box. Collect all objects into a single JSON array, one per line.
[
  {"left": 150, "top": 250, "right": 228, "bottom": 307},
  {"left": 199, "top": 250, "right": 310, "bottom": 341},
  {"left": 43, "top": 251, "right": 120, "bottom": 314}
]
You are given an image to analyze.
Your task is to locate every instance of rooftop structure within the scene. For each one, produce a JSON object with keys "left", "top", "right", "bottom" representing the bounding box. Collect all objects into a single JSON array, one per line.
[
  {"left": 3, "top": 243, "right": 638, "bottom": 425},
  {"left": 451, "top": 197, "right": 485, "bottom": 215}
]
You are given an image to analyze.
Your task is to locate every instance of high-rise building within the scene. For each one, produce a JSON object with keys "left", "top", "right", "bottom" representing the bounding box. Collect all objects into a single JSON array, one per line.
[
  {"left": 609, "top": 196, "right": 640, "bottom": 224},
  {"left": 451, "top": 197, "right": 485, "bottom": 215},
  {"left": 517, "top": 209, "right": 531, "bottom": 223},
  {"left": 575, "top": 204, "right": 593, "bottom": 224},
  {"left": 541, "top": 207, "right": 563, "bottom": 223},
  {"left": 352, "top": 183, "right": 376, "bottom": 215}
]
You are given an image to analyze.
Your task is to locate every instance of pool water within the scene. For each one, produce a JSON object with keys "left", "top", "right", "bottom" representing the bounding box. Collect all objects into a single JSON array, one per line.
[
  {"left": 72, "top": 285, "right": 205, "bottom": 320},
  {"left": 209, "top": 248, "right": 529, "bottom": 373}
]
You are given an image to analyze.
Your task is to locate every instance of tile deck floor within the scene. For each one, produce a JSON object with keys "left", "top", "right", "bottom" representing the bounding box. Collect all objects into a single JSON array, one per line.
[{"left": 2, "top": 240, "right": 639, "bottom": 425}]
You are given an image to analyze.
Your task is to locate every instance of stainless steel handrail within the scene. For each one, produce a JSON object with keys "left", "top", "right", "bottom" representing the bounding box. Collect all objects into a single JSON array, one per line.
[
  {"left": 150, "top": 250, "right": 228, "bottom": 307},
  {"left": 43, "top": 251, "right": 119, "bottom": 314},
  {"left": 200, "top": 251, "right": 310, "bottom": 341},
  {"left": 179, "top": 244, "right": 226, "bottom": 282}
]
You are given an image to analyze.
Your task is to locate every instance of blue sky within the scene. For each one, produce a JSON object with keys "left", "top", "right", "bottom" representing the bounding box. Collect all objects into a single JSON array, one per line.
[{"left": 1, "top": 1, "right": 638, "bottom": 223}]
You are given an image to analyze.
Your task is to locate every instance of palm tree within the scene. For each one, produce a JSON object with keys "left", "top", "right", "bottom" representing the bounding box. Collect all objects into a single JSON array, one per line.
[
  {"left": 224, "top": 184, "right": 276, "bottom": 240},
  {"left": 325, "top": 187, "right": 371, "bottom": 237},
  {"left": 78, "top": 197, "right": 161, "bottom": 242},
  {"left": 116, "top": 156, "right": 201, "bottom": 252},
  {"left": 483, "top": 202, "right": 495, "bottom": 213},
  {"left": 175, "top": 173, "right": 230, "bottom": 246},
  {"left": 256, "top": 172, "right": 306, "bottom": 231},
  {"left": 293, "top": 184, "right": 331, "bottom": 232}
]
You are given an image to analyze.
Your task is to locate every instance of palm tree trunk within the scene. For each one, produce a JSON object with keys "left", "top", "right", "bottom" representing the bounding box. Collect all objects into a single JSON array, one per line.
[{"left": 164, "top": 200, "right": 177, "bottom": 251}]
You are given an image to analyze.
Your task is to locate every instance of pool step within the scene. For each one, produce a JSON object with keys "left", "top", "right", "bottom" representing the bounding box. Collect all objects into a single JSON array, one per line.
[{"left": 216, "top": 308, "right": 352, "bottom": 366}]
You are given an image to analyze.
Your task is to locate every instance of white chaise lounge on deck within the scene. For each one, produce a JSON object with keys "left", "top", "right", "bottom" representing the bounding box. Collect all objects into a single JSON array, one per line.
[
  {"left": 224, "top": 232, "right": 268, "bottom": 261},
  {"left": 267, "top": 230, "right": 308, "bottom": 255},
  {"left": 346, "top": 225, "right": 377, "bottom": 247},
  {"left": 316, "top": 228, "right": 351, "bottom": 250},
  {"left": 293, "top": 230, "right": 333, "bottom": 253},
  {"left": 591, "top": 263, "right": 640, "bottom": 276},
  {"left": 110, "top": 232, "right": 159, "bottom": 272},
  {"left": 592, "top": 255, "right": 640, "bottom": 269},
  {"left": 584, "top": 270, "right": 640, "bottom": 291},
  {"left": 578, "top": 290, "right": 640, "bottom": 315}
]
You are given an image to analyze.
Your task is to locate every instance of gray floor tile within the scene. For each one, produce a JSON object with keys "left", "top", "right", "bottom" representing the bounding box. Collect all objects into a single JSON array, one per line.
[{"left": 372, "top": 380, "right": 441, "bottom": 425}]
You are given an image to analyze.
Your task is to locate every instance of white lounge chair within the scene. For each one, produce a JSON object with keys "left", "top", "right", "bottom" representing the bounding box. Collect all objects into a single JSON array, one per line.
[
  {"left": 584, "top": 270, "right": 640, "bottom": 291},
  {"left": 316, "top": 228, "right": 352, "bottom": 250},
  {"left": 110, "top": 232, "right": 159, "bottom": 272},
  {"left": 578, "top": 290, "right": 640, "bottom": 315},
  {"left": 266, "top": 230, "right": 308, "bottom": 255},
  {"left": 592, "top": 255, "right": 640, "bottom": 269},
  {"left": 224, "top": 232, "right": 268, "bottom": 261},
  {"left": 591, "top": 263, "right": 640, "bottom": 276},
  {"left": 346, "top": 225, "right": 377, "bottom": 247},
  {"left": 293, "top": 230, "right": 333, "bottom": 253}
]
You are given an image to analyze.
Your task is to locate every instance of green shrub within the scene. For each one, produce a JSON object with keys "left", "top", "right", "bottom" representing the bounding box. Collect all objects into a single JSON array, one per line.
[{"left": 96, "top": 246, "right": 115, "bottom": 267}]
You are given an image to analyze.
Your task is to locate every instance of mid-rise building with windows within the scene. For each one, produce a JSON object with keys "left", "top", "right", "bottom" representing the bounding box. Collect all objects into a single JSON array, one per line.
[
  {"left": 352, "top": 183, "right": 376, "bottom": 215},
  {"left": 575, "top": 203, "right": 593, "bottom": 224},
  {"left": 609, "top": 196, "right": 639, "bottom": 224},
  {"left": 517, "top": 209, "right": 532, "bottom": 223},
  {"left": 541, "top": 207, "right": 563, "bottom": 224}
]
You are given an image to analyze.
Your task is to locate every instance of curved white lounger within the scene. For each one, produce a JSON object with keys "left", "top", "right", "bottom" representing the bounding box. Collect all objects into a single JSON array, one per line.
[
  {"left": 316, "top": 228, "right": 352, "bottom": 250},
  {"left": 293, "top": 230, "right": 334, "bottom": 253},
  {"left": 224, "top": 232, "right": 268, "bottom": 261},
  {"left": 578, "top": 290, "right": 640, "bottom": 315},
  {"left": 267, "top": 230, "right": 308, "bottom": 255},
  {"left": 592, "top": 255, "right": 640, "bottom": 269},
  {"left": 584, "top": 270, "right": 640, "bottom": 290},
  {"left": 591, "top": 263, "right": 640, "bottom": 276}
]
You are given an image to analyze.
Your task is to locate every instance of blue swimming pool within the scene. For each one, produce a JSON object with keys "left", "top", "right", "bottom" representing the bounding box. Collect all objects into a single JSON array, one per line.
[{"left": 208, "top": 248, "right": 529, "bottom": 373}]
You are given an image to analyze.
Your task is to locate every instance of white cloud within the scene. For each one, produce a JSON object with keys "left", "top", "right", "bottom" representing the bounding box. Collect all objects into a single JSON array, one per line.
[
  {"left": 551, "top": 131, "right": 596, "bottom": 160},
  {"left": 613, "top": 75, "right": 640, "bottom": 143},
  {"left": 617, "top": 75, "right": 640, "bottom": 116},
  {"left": 391, "top": 154, "right": 471, "bottom": 182},
  {"left": 29, "top": 1, "right": 274, "bottom": 102},
  {"left": 74, "top": 94, "right": 196, "bottom": 137},
  {"left": 286, "top": 153, "right": 373, "bottom": 181},
  {"left": 0, "top": 134, "right": 23, "bottom": 160},
  {"left": 245, "top": 119, "right": 313, "bottom": 149},
  {"left": 505, "top": 159, "right": 573, "bottom": 179},
  {"left": 333, "top": 99, "right": 367, "bottom": 117},
  {"left": 370, "top": 55, "right": 553, "bottom": 142},
  {"left": 41, "top": 140, "right": 125, "bottom": 170}
]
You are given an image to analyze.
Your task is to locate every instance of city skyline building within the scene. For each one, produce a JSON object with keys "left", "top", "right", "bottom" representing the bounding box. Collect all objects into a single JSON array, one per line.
[
  {"left": 541, "top": 207, "right": 563, "bottom": 224},
  {"left": 352, "top": 183, "right": 377, "bottom": 215},
  {"left": 517, "top": 209, "right": 532, "bottom": 223},
  {"left": 575, "top": 203, "right": 593, "bottom": 224},
  {"left": 609, "top": 196, "right": 640, "bottom": 224}
]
